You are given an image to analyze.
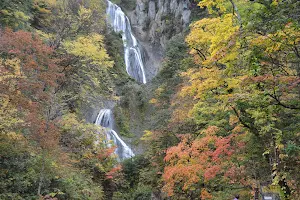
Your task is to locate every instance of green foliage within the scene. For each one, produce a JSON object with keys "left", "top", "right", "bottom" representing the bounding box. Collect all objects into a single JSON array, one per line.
[
  {"left": 122, "top": 156, "right": 150, "bottom": 187},
  {"left": 62, "top": 33, "right": 115, "bottom": 105},
  {"left": 104, "top": 31, "right": 129, "bottom": 83},
  {"left": 0, "top": 131, "right": 105, "bottom": 200},
  {"left": 0, "top": 0, "right": 32, "bottom": 29},
  {"left": 64, "top": 34, "right": 113, "bottom": 67},
  {"left": 60, "top": 113, "right": 100, "bottom": 152},
  {"left": 111, "top": 156, "right": 153, "bottom": 199},
  {"left": 135, "top": 0, "right": 300, "bottom": 199},
  {"left": 1, "top": 0, "right": 300, "bottom": 199},
  {"left": 158, "top": 35, "right": 193, "bottom": 81},
  {"left": 0, "top": 133, "right": 38, "bottom": 199},
  {"left": 114, "top": 107, "right": 132, "bottom": 137},
  {"left": 0, "top": 0, "right": 119, "bottom": 199},
  {"left": 51, "top": 169, "right": 104, "bottom": 200}
]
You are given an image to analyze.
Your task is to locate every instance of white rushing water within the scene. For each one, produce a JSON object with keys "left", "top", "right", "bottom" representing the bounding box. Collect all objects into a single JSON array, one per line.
[
  {"left": 95, "top": 109, "right": 135, "bottom": 160},
  {"left": 106, "top": 0, "right": 147, "bottom": 84}
]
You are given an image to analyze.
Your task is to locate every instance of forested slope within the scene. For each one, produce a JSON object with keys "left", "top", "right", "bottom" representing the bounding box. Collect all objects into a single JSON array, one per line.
[
  {"left": 136, "top": 0, "right": 300, "bottom": 199},
  {"left": 0, "top": 0, "right": 299, "bottom": 200},
  {"left": 0, "top": 0, "right": 124, "bottom": 199}
]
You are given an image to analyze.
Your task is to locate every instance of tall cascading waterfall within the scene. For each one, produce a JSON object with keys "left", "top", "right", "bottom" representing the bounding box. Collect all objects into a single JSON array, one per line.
[
  {"left": 106, "top": 0, "right": 147, "bottom": 84},
  {"left": 97, "top": 1, "right": 149, "bottom": 160},
  {"left": 95, "top": 109, "right": 135, "bottom": 160}
]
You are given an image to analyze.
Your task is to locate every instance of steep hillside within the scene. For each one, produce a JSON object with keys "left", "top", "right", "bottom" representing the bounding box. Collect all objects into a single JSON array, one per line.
[{"left": 0, "top": 0, "right": 300, "bottom": 200}]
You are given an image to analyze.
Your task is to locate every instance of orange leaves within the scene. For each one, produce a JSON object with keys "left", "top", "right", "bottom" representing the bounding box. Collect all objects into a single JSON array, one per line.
[
  {"left": 163, "top": 164, "right": 203, "bottom": 196},
  {"left": 0, "top": 28, "right": 62, "bottom": 150},
  {"left": 201, "top": 126, "right": 219, "bottom": 136},
  {"left": 204, "top": 165, "right": 221, "bottom": 181},
  {"left": 164, "top": 135, "right": 190, "bottom": 163},
  {"left": 224, "top": 165, "right": 248, "bottom": 185},
  {"left": 106, "top": 164, "right": 122, "bottom": 179},
  {"left": 0, "top": 28, "right": 61, "bottom": 99},
  {"left": 97, "top": 146, "right": 117, "bottom": 161},
  {"left": 201, "top": 188, "right": 213, "bottom": 199},
  {"left": 162, "top": 126, "right": 243, "bottom": 197}
]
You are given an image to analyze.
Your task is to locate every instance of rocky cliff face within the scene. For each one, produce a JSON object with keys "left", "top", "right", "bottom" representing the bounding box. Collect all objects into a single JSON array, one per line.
[
  {"left": 123, "top": 0, "right": 191, "bottom": 80},
  {"left": 131, "top": 0, "right": 191, "bottom": 48}
]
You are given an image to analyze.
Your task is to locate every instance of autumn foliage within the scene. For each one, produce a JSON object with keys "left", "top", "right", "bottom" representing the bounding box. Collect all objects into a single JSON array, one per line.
[
  {"left": 163, "top": 126, "right": 245, "bottom": 197},
  {"left": 0, "top": 28, "right": 62, "bottom": 149}
]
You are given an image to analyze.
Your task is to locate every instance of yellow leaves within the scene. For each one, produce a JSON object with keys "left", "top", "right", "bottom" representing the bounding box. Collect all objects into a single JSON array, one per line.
[
  {"left": 140, "top": 130, "right": 153, "bottom": 141},
  {"left": 82, "top": 0, "right": 105, "bottom": 16},
  {"left": 0, "top": 95, "right": 23, "bottom": 132},
  {"left": 171, "top": 105, "right": 191, "bottom": 123},
  {"left": 0, "top": 58, "right": 24, "bottom": 133},
  {"left": 277, "top": 144, "right": 284, "bottom": 150},
  {"left": 6, "top": 132, "right": 25, "bottom": 141},
  {"left": 180, "top": 67, "right": 222, "bottom": 99},
  {"left": 0, "top": 58, "right": 22, "bottom": 81},
  {"left": 198, "top": 0, "right": 228, "bottom": 14},
  {"left": 14, "top": 11, "right": 31, "bottom": 21},
  {"left": 149, "top": 86, "right": 167, "bottom": 106},
  {"left": 35, "top": 30, "right": 58, "bottom": 46},
  {"left": 78, "top": 5, "right": 92, "bottom": 22},
  {"left": 271, "top": 0, "right": 280, "bottom": 6},
  {"left": 33, "top": 1, "right": 52, "bottom": 14},
  {"left": 175, "top": 66, "right": 245, "bottom": 129},
  {"left": 112, "top": 95, "right": 120, "bottom": 101},
  {"left": 60, "top": 113, "right": 79, "bottom": 130},
  {"left": 63, "top": 33, "right": 114, "bottom": 68},
  {"left": 149, "top": 98, "right": 158, "bottom": 104},
  {"left": 278, "top": 153, "right": 287, "bottom": 160},
  {"left": 155, "top": 87, "right": 165, "bottom": 96},
  {"left": 201, "top": 126, "right": 219, "bottom": 136},
  {"left": 83, "top": 151, "right": 94, "bottom": 159},
  {"left": 186, "top": 14, "right": 240, "bottom": 66},
  {"left": 231, "top": 125, "right": 244, "bottom": 134},
  {"left": 229, "top": 115, "right": 239, "bottom": 126},
  {"left": 251, "top": 34, "right": 280, "bottom": 54},
  {"left": 0, "top": 9, "right": 10, "bottom": 16},
  {"left": 179, "top": 67, "right": 245, "bottom": 104},
  {"left": 251, "top": 22, "right": 300, "bottom": 55}
]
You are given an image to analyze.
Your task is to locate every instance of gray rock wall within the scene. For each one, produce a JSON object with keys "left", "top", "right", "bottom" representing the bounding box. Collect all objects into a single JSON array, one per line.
[
  {"left": 123, "top": 0, "right": 191, "bottom": 80},
  {"left": 130, "top": 0, "right": 190, "bottom": 48}
]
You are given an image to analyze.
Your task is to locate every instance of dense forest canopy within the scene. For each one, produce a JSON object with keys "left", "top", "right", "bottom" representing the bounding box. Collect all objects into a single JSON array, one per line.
[{"left": 0, "top": 0, "right": 299, "bottom": 200}]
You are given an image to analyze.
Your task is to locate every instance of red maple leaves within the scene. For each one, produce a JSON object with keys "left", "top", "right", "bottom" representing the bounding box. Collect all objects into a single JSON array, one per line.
[{"left": 162, "top": 126, "right": 244, "bottom": 197}]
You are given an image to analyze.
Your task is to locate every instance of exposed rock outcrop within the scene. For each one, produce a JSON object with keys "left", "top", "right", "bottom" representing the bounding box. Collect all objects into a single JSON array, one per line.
[
  {"left": 131, "top": 0, "right": 191, "bottom": 48},
  {"left": 121, "top": 0, "right": 191, "bottom": 80}
]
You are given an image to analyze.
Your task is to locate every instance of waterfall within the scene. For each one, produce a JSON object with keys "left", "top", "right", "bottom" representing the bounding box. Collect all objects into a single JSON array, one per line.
[
  {"left": 106, "top": 1, "right": 147, "bottom": 84},
  {"left": 95, "top": 109, "right": 135, "bottom": 160},
  {"left": 99, "top": 1, "right": 146, "bottom": 161}
]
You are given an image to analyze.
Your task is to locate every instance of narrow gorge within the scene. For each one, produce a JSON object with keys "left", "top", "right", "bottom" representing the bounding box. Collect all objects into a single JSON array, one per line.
[
  {"left": 1, "top": 0, "right": 299, "bottom": 199},
  {"left": 94, "top": 0, "right": 192, "bottom": 160}
]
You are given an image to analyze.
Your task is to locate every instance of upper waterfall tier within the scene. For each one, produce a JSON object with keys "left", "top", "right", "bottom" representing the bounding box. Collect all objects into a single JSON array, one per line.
[
  {"left": 95, "top": 109, "right": 135, "bottom": 160},
  {"left": 106, "top": 1, "right": 147, "bottom": 84}
]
